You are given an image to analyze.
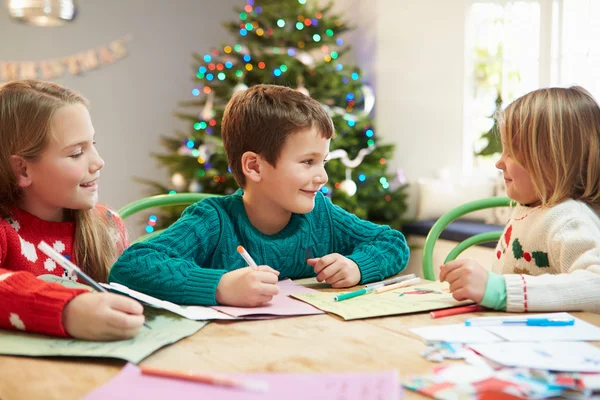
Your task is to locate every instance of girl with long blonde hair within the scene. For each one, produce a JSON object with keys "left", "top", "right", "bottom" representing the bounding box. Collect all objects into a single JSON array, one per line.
[
  {"left": 0, "top": 80, "right": 144, "bottom": 340},
  {"left": 440, "top": 86, "right": 600, "bottom": 312}
]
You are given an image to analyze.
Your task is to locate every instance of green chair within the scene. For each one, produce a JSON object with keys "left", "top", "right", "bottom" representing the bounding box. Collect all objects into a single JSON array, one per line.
[
  {"left": 421, "top": 196, "right": 512, "bottom": 280},
  {"left": 118, "top": 193, "right": 218, "bottom": 242}
]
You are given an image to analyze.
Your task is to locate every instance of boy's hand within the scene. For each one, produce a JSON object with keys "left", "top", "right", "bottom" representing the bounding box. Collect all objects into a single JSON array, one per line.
[
  {"left": 439, "top": 259, "right": 488, "bottom": 303},
  {"left": 63, "top": 292, "right": 145, "bottom": 341},
  {"left": 216, "top": 266, "right": 280, "bottom": 307},
  {"left": 307, "top": 253, "right": 361, "bottom": 288}
]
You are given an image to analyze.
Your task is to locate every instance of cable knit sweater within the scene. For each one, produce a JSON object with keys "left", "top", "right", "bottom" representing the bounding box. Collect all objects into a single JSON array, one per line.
[
  {"left": 483, "top": 199, "right": 600, "bottom": 313},
  {"left": 110, "top": 189, "right": 410, "bottom": 306},
  {"left": 0, "top": 205, "right": 128, "bottom": 337}
]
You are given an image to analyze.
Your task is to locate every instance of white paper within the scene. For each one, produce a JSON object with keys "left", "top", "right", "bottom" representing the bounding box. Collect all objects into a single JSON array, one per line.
[
  {"left": 410, "top": 324, "right": 504, "bottom": 343},
  {"left": 482, "top": 313, "right": 600, "bottom": 342},
  {"left": 101, "top": 283, "right": 235, "bottom": 320},
  {"left": 470, "top": 341, "right": 600, "bottom": 372}
]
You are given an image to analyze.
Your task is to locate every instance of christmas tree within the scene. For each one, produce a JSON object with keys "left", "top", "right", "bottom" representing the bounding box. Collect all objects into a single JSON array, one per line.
[{"left": 140, "top": 0, "right": 408, "bottom": 233}]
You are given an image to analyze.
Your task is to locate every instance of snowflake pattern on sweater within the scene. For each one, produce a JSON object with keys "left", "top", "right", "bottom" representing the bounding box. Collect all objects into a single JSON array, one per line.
[{"left": 0, "top": 205, "right": 128, "bottom": 337}]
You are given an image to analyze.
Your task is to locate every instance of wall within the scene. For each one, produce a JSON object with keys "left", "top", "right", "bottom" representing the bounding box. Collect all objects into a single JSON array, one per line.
[
  {"left": 1, "top": 0, "right": 470, "bottom": 224},
  {"left": 376, "top": 0, "right": 467, "bottom": 183},
  {"left": 0, "top": 0, "right": 241, "bottom": 212}
]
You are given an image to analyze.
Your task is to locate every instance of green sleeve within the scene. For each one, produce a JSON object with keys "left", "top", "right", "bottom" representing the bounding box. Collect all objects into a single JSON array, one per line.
[
  {"left": 322, "top": 195, "right": 410, "bottom": 284},
  {"left": 109, "top": 200, "right": 226, "bottom": 306},
  {"left": 480, "top": 271, "right": 507, "bottom": 310}
]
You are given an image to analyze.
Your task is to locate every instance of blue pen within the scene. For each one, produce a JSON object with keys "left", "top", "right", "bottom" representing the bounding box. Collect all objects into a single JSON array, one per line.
[{"left": 465, "top": 317, "right": 575, "bottom": 327}]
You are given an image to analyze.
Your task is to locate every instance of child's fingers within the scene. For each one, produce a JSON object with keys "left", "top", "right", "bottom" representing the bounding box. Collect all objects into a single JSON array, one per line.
[
  {"left": 325, "top": 267, "right": 346, "bottom": 285},
  {"left": 439, "top": 260, "right": 466, "bottom": 281},
  {"left": 258, "top": 282, "right": 279, "bottom": 297},
  {"left": 313, "top": 254, "right": 337, "bottom": 275},
  {"left": 105, "top": 293, "right": 144, "bottom": 315},
  {"left": 444, "top": 268, "right": 464, "bottom": 286},
  {"left": 256, "top": 271, "right": 279, "bottom": 284},
  {"left": 439, "top": 266, "right": 448, "bottom": 282},
  {"left": 330, "top": 278, "right": 354, "bottom": 288},
  {"left": 306, "top": 258, "right": 319, "bottom": 267},
  {"left": 316, "top": 263, "right": 342, "bottom": 282},
  {"left": 450, "top": 287, "right": 470, "bottom": 302},
  {"left": 106, "top": 309, "right": 146, "bottom": 331},
  {"left": 256, "top": 265, "right": 280, "bottom": 275}
]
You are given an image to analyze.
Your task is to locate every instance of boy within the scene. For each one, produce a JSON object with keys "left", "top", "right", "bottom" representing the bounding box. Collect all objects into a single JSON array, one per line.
[{"left": 110, "top": 85, "right": 409, "bottom": 307}]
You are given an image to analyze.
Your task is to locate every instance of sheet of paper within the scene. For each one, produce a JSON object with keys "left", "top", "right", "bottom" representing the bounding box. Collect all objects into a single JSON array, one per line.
[
  {"left": 410, "top": 324, "right": 504, "bottom": 343},
  {"left": 481, "top": 312, "right": 600, "bottom": 342},
  {"left": 470, "top": 341, "right": 600, "bottom": 372},
  {"left": 99, "top": 282, "right": 236, "bottom": 321},
  {"left": 0, "top": 275, "right": 208, "bottom": 363},
  {"left": 84, "top": 363, "right": 401, "bottom": 400},
  {"left": 0, "top": 306, "right": 207, "bottom": 363},
  {"left": 292, "top": 281, "right": 473, "bottom": 320},
  {"left": 212, "top": 279, "right": 325, "bottom": 317}
]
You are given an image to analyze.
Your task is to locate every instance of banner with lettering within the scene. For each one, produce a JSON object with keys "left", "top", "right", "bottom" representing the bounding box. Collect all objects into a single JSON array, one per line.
[{"left": 0, "top": 36, "right": 131, "bottom": 81}]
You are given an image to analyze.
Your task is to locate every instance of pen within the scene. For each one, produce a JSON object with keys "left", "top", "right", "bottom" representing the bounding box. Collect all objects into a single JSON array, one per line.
[
  {"left": 430, "top": 304, "right": 482, "bottom": 319},
  {"left": 140, "top": 365, "right": 269, "bottom": 392},
  {"left": 464, "top": 317, "right": 575, "bottom": 327},
  {"left": 374, "top": 277, "right": 421, "bottom": 294},
  {"left": 38, "top": 241, "right": 151, "bottom": 329},
  {"left": 364, "top": 273, "right": 417, "bottom": 289},
  {"left": 334, "top": 286, "right": 376, "bottom": 302},
  {"left": 237, "top": 245, "right": 258, "bottom": 270}
]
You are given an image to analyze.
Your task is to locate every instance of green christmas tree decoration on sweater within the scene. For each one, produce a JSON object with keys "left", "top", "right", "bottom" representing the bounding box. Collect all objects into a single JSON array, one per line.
[{"left": 139, "top": 0, "right": 408, "bottom": 234}]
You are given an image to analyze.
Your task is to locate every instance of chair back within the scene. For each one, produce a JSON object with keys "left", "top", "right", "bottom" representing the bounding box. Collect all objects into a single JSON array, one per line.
[
  {"left": 422, "top": 196, "right": 512, "bottom": 280},
  {"left": 118, "top": 193, "right": 218, "bottom": 242}
]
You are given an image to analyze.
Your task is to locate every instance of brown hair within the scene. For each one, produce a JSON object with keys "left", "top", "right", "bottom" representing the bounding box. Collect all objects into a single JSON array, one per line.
[
  {"left": 0, "top": 80, "right": 117, "bottom": 282},
  {"left": 221, "top": 84, "right": 334, "bottom": 186},
  {"left": 498, "top": 86, "right": 600, "bottom": 211}
]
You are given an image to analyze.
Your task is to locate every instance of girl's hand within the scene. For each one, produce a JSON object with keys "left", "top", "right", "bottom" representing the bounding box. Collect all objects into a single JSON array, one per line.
[
  {"left": 63, "top": 292, "right": 145, "bottom": 341},
  {"left": 307, "top": 253, "right": 361, "bottom": 288},
  {"left": 439, "top": 259, "right": 489, "bottom": 303},
  {"left": 216, "top": 266, "right": 280, "bottom": 307}
]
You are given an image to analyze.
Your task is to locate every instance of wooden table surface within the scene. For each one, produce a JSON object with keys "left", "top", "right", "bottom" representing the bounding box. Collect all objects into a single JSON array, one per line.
[{"left": 1, "top": 281, "right": 599, "bottom": 399}]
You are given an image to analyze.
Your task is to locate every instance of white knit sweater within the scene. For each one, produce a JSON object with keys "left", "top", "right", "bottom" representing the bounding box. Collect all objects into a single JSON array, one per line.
[{"left": 491, "top": 199, "right": 600, "bottom": 313}]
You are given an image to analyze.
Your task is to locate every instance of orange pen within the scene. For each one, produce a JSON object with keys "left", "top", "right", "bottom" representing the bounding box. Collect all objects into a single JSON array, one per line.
[
  {"left": 237, "top": 245, "right": 259, "bottom": 270},
  {"left": 140, "top": 365, "right": 269, "bottom": 392}
]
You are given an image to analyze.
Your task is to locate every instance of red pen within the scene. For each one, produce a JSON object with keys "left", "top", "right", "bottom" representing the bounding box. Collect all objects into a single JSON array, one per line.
[
  {"left": 430, "top": 304, "right": 482, "bottom": 319},
  {"left": 140, "top": 365, "right": 269, "bottom": 392}
]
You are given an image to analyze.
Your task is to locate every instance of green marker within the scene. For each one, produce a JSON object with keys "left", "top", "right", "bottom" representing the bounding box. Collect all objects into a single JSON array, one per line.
[{"left": 334, "top": 286, "right": 376, "bottom": 302}]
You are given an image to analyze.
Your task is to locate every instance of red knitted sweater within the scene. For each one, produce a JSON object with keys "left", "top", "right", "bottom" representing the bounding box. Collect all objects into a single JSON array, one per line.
[{"left": 0, "top": 205, "right": 128, "bottom": 337}]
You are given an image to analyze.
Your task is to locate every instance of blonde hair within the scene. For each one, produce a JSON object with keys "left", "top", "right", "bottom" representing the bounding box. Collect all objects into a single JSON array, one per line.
[
  {"left": 0, "top": 80, "right": 116, "bottom": 282},
  {"left": 498, "top": 86, "right": 600, "bottom": 212}
]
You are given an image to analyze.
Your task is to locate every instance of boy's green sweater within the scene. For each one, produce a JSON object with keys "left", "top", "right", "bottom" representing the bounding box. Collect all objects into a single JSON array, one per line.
[{"left": 109, "top": 190, "right": 409, "bottom": 305}]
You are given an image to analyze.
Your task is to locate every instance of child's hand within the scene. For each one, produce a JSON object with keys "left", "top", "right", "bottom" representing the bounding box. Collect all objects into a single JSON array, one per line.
[
  {"left": 307, "top": 253, "right": 361, "bottom": 288},
  {"left": 439, "top": 259, "right": 488, "bottom": 303},
  {"left": 216, "top": 266, "right": 280, "bottom": 307},
  {"left": 63, "top": 292, "right": 145, "bottom": 341}
]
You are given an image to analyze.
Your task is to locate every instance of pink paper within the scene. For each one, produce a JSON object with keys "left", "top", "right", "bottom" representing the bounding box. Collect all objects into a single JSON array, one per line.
[
  {"left": 84, "top": 363, "right": 401, "bottom": 400},
  {"left": 212, "top": 279, "right": 324, "bottom": 317}
]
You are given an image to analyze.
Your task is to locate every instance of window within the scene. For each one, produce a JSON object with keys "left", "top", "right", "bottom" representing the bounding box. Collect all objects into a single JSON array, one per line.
[{"left": 464, "top": 0, "right": 600, "bottom": 175}]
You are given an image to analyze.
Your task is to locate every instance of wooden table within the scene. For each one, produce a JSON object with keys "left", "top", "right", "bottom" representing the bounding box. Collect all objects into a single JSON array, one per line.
[{"left": 1, "top": 285, "right": 599, "bottom": 399}]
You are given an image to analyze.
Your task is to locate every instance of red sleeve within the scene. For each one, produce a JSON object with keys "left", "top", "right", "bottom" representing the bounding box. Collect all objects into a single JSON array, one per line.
[
  {"left": 0, "top": 270, "right": 89, "bottom": 337},
  {"left": 0, "top": 226, "right": 89, "bottom": 337}
]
